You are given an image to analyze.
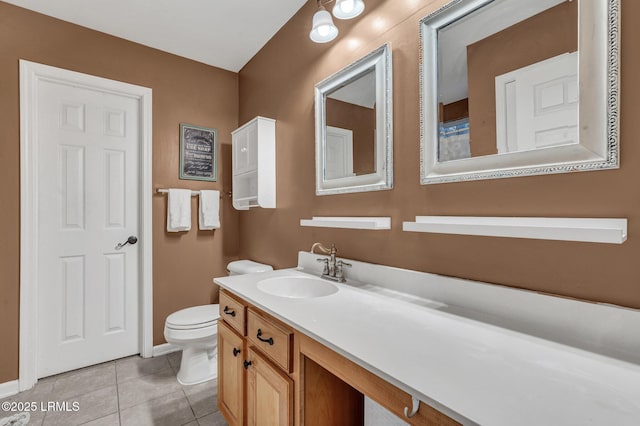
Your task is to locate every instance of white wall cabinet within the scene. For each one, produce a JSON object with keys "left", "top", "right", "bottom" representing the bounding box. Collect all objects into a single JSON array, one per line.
[{"left": 232, "top": 117, "right": 276, "bottom": 210}]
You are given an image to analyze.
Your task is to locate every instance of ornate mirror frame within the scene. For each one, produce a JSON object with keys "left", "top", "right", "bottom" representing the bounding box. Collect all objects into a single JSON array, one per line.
[
  {"left": 419, "top": 0, "right": 620, "bottom": 184},
  {"left": 315, "top": 43, "right": 393, "bottom": 195}
]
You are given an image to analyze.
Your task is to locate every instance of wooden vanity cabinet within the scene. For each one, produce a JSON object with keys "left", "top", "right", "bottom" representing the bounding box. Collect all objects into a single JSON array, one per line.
[
  {"left": 218, "top": 290, "right": 294, "bottom": 426},
  {"left": 298, "top": 334, "right": 460, "bottom": 426},
  {"left": 247, "top": 308, "right": 293, "bottom": 373},
  {"left": 218, "top": 289, "right": 460, "bottom": 426},
  {"left": 218, "top": 320, "right": 245, "bottom": 426},
  {"left": 246, "top": 347, "right": 294, "bottom": 425},
  {"left": 220, "top": 290, "right": 247, "bottom": 335}
]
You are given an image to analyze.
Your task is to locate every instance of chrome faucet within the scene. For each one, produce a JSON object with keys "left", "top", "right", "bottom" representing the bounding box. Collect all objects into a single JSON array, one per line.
[{"left": 312, "top": 242, "right": 351, "bottom": 283}]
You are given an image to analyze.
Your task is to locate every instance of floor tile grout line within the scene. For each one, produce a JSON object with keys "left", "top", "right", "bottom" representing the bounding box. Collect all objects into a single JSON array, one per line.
[
  {"left": 118, "top": 383, "right": 186, "bottom": 413},
  {"left": 181, "top": 384, "right": 199, "bottom": 423},
  {"left": 75, "top": 411, "right": 118, "bottom": 426},
  {"left": 114, "top": 354, "right": 174, "bottom": 386},
  {"left": 47, "top": 363, "right": 118, "bottom": 402},
  {"left": 51, "top": 361, "right": 116, "bottom": 383},
  {"left": 115, "top": 365, "right": 174, "bottom": 386},
  {"left": 7, "top": 354, "right": 223, "bottom": 426},
  {"left": 115, "top": 371, "right": 122, "bottom": 426},
  {"left": 47, "top": 381, "right": 118, "bottom": 404}
]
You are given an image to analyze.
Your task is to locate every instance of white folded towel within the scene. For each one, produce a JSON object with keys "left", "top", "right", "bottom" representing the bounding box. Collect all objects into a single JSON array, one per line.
[
  {"left": 199, "top": 190, "right": 220, "bottom": 230},
  {"left": 167, "top": 189, "right": 192, "bottom": 232}
]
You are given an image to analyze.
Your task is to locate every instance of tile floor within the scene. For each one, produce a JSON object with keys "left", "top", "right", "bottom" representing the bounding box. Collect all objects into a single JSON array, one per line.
[{"left": 0, "top": 352, "right": 228, "bottom": 426}]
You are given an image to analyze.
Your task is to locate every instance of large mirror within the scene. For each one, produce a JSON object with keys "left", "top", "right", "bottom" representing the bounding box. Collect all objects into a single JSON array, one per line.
[
  {"left": 420, "top": 0, "right": 620, "bottom": 184},
  {"left": 315, "top": 43, "right": 393, "bottom": 195}
]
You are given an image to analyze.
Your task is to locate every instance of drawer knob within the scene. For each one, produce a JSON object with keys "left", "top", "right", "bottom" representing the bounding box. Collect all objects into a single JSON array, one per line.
[
  {"left": 223, "top": 306, "right": 236, "bottom": 317},
  {"left": 244, "top": 360, "right": 252, "bottom": 369},
  {"left": 256, "top": 328, "right": 274, "bottom": 346},
  {"left": 233, "top": 348, "right": 241, "bottom": 357}
]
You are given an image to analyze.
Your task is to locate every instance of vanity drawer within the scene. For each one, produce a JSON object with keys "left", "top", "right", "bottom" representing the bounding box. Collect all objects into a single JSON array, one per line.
[
  {"left": 247, "top": 308, "right": 293, "bottom": 373},
  {"left": 219, "top": 290, "right": 247, "bottom": 336}
]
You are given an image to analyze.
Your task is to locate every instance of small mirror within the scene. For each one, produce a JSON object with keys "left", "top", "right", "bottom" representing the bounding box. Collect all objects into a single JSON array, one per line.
[
  {"left": 420, "top": 0, "right": 620, "bottom": 184},
  {"left": 315, "top": 43, "right": 393, "bottom": 195}
]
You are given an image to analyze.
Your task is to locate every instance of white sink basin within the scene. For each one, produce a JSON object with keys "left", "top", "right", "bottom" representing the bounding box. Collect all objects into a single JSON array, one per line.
[{"left": 257, "top": 275, "right": 338, "bottom": 299}]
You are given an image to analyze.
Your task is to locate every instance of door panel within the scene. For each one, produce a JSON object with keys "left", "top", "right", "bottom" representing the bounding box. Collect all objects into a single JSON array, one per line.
[
  {"left": 325, "top": 126, "right": 354, "bottom": 180},
  {"left": 105, "top": 253, "right": 126, "bottom": 333},
  {"left": 495, "top": 52, "right": 578, "bottom": 153},
  {"left": 61, "top": 255, "right": 85, "bottom": 342},
  {"left": 218, "top": 321, "right": 245, "bottom": 426},
  {"left": 246, "top": 347, "right": 293, "bottom": 426},
  {"left": 37, "top": 79, "right": 140, "bottom": 378},
  {"left": 105, "top": 150, "right": 126, "bottom": 228}
]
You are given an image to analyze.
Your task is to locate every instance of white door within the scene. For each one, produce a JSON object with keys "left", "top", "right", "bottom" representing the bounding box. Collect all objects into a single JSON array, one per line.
[
  {"left": 495, "top": 52, "right": 578, "bottom": 153},
  {"left": 37, "top": 78, "right": 141, "bottom": 378},
  {"left": 325, "top": 126, "right": 354, "bottom": 180}
]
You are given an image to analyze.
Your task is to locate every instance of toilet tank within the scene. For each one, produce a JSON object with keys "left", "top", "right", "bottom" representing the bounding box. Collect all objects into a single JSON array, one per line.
[{"left": 227, "top": 260, "right": 273, "bottom": 275}]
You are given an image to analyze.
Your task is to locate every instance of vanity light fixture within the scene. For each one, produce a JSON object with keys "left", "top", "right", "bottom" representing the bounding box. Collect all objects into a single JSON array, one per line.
[
  {"left": 309, "top": 0, "right": 365, "bottom": 43},
  {"left": 310, "top": 2, "right": 339, "bottom": 43},
  {"left": 333, "top": 0, "right": 365, "bottom": 19}
]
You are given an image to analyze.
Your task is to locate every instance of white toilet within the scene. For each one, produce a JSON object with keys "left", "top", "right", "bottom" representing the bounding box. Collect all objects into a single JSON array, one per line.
[{"left": 164, "top": 260, "right": 273, "bottom": 385}]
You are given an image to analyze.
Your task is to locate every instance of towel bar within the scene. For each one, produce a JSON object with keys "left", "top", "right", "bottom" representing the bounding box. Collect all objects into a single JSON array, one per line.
[{"left": 155, "top": 188, "right": 231, "bottom": 198}]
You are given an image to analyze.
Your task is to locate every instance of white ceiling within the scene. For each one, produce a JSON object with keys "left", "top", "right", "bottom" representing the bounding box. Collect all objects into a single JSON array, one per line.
[{"left": 4, "top": 0, "right": 307, "bottom": 72}]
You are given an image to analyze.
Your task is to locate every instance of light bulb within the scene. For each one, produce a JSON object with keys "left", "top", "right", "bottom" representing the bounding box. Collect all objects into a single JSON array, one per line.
[
  {"left": 310, "top": 7, "right": 338, "bottom": 43},
  {"left": 333, "top": 0, "right": 364, "bottom": 20},
  {"left": 340, "top": 0, "right": 355, "bottom": 13},
  {"left": 317, "top": 24, "right": 331, "bottom": 37}
]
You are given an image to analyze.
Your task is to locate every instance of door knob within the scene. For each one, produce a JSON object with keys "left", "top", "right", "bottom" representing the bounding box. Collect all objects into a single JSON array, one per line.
[{"left": 116, "top": 236, "right": 138, "bottom": 250}]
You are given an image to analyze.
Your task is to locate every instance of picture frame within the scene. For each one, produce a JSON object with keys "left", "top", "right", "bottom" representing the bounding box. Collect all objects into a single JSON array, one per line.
[{"left": 179, "top": 123, "right": 217, "bottom": 181}]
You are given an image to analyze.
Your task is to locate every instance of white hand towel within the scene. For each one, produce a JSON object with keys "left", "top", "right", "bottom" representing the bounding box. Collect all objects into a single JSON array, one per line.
[
  {"left": 199, "top": 190, "right": 220, "bottom": 230},
  {"left": 167, "top": 189, "right": 192, "bottom": 232}
]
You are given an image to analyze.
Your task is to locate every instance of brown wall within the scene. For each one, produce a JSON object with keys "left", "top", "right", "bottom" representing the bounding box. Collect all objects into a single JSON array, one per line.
[
  {"left": 0, "top": 2, "right": 239, "bottom": 382},
  {"left": 2, "top": 0, "right": 639, "bottom": 387},
  {"left": 238, "top": 0, "right": 640, "bottom": 316},
  {"left": 467, "top": 1, "right": 578, "bottom": 156},
  {"left": 326, "top": 98, "right": 375, "bottom": 175}
]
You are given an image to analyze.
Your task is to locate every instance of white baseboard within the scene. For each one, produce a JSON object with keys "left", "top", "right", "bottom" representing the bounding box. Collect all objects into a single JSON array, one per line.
[
  {"left": 152, "top": 343, "right": 180, "bottom": 357},
  {"left": 0, "top": 380, "right": 20, "bottom": 399}
]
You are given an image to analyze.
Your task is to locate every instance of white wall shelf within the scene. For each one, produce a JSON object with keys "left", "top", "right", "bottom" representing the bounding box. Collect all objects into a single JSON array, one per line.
[
  {"left": 300, "top": 216, "right": 391, "bottom": 230},
  {"left": 402, "top": 216, "right": 627, "bottom": 244}
]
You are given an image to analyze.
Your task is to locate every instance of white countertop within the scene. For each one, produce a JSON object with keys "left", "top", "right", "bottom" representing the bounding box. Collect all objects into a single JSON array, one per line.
[{"left": 214, "top": 262, "right": 640, "bottom": 425}]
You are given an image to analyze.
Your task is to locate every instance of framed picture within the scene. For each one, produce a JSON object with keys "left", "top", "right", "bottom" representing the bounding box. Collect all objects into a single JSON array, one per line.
[{"left": 179, "top": 123, "right": 218, "bottom": 181}]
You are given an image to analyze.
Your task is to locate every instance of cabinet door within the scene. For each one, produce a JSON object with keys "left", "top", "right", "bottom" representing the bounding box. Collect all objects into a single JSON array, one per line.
[
  {"left": 246, "top": 347, "right": 293, "bottom": 426},
  {"left": 218, "top": 321, "right": 245, "bottom": 426},
  {"left": 233, "top": 121, "right": 258, "bottom": 175}
]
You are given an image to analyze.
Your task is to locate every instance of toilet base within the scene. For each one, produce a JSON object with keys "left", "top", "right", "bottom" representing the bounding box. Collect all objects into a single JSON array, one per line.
[{"left": 176, "top": 346, "right": 218, "bottom": 386}]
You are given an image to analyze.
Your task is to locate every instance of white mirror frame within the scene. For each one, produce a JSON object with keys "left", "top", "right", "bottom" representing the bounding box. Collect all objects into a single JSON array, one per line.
[
  {"left": 419, "top": 0, "right": 620, "bottom": 184},
  {"left": 315, "top": 43, "right": 393, "bottom": 195}
]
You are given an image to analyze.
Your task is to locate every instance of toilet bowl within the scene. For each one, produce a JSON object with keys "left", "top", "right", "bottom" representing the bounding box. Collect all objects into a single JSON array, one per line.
[
  {"left": 164, "top": 304, "right": 220, "bottom": 385},
  {"left": 164, "top": 260, "right": 273, "bottom": 385}
]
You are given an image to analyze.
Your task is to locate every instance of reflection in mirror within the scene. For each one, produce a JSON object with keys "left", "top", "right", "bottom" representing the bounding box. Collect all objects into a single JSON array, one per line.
[
  {"left": 438, "top": 0, "right": 577, "bottom": 161},
  {"left": 325, "top": 69, "right": 376, "bottom": 180},
  {"left": 420, "top": 0, "right": 619, "bottom": 184},
  {"left": 315, "top": 43, "right": 392, "bottom": 195}
]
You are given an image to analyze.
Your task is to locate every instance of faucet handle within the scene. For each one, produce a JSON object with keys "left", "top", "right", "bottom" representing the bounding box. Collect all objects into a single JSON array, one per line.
[
  {"left": 335, "top": 260, "right": 351, "bottom": 280},
  {"left": 316, "top": 258, "right": 329, "bottom": 275}
]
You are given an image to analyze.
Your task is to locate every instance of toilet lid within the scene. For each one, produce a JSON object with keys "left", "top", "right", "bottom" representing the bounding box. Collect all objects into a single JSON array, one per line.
[{"left": 166, "top": 304, "right": 220, "bottom": 329}]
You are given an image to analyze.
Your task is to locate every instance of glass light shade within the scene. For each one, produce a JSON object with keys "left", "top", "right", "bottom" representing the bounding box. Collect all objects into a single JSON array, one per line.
[
  {"left": 310, "top": 8, "right": 339, "bottom": 43},
  {"left": 333, "top": 0, "right": 364, "bottom": 20}
]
